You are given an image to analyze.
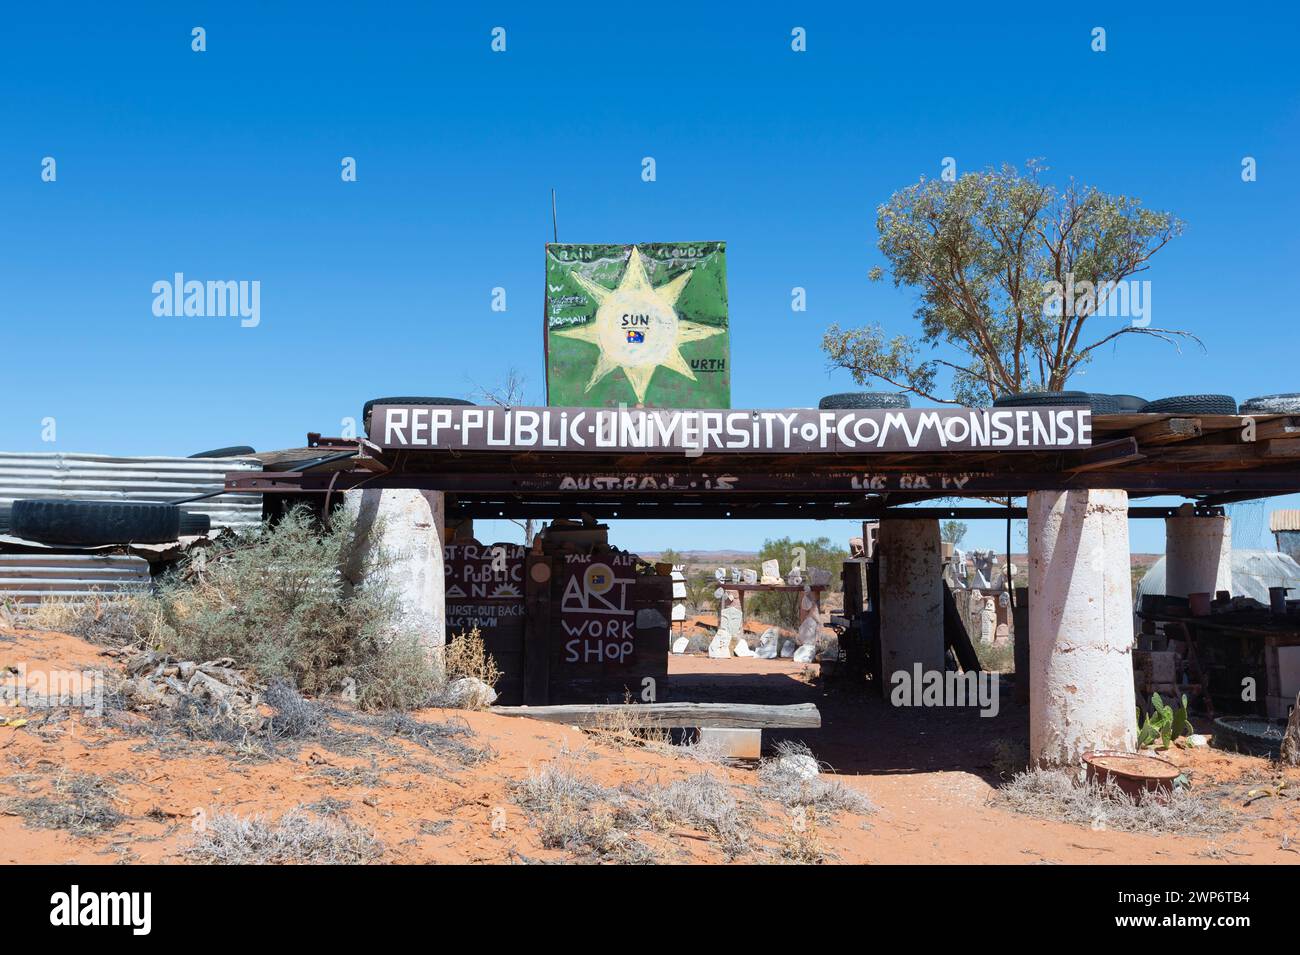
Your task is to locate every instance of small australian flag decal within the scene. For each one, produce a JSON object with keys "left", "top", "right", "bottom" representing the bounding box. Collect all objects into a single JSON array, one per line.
[{"left": 625, "top": 329, "right": 645, "bottom": 343}]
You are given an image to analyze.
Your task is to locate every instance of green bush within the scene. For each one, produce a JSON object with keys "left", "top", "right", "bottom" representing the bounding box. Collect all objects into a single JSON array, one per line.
[
  {"left": 746, "top": 536, "right": 848, "bottom": 628},
  {"left": 57, "top": 506, "right": 442, "bottom": 710}
]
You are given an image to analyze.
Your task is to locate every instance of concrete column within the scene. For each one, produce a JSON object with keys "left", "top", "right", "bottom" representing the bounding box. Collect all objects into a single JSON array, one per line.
[
  {"left": 876, "top": 519, "right": 944, "bottom": 683},
  {"left": 1165, "top": 513, "right": 1232, "bottom": 599},
  {"left": 343, "top": 488, "right": 446, "bottom": 663},
  {"left": 1028, "top": 489, "right": 1136, "bottom": 766}
]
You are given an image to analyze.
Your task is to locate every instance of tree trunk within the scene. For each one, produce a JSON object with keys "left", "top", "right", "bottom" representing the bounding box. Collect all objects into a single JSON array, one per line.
[{"left": 1281, "top": 694, "right": 1300, "bottom": 767}]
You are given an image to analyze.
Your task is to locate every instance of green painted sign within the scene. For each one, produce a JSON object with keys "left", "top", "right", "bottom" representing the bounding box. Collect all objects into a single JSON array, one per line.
[{"left": 545, "top": 242, "right": 730, "bottom": 408}]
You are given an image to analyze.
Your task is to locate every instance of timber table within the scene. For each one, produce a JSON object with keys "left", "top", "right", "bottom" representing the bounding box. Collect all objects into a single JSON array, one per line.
[{"left": 720, "top": 583, "right": 826, "bottom": 619}]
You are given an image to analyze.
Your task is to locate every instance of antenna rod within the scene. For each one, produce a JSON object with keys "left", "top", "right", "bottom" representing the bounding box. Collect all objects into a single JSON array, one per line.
[{"left": 551, "top": 188, "right": 558, "bottom": 242}]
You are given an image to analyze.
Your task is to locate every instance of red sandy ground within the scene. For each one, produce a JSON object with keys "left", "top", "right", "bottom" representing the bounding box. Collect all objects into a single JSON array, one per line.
[{"left": 0, "top": 625, "right": 1297, "bottom": 865}]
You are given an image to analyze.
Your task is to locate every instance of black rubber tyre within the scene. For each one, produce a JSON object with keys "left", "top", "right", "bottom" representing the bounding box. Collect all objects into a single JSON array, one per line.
[
  {"left": 189, "top": 446, "right": 256, "bottom": 458},
  {"left": 993, "top": 390, "right": 1093, "bottom": 409},
  {"left": 362, "top": 396, "right": 474, "bottom": 435},
  {"left": 10, "top": 499, "right": 184, "bottom": 546},
  {"left": 818, "top": 392, "right": 910, "bottom": 410},
  {"left": 1088, "top": 394, "right": 1123, "bottom": 416},
  {"left": 1240, "top": 393, "right": 1300, "bottom": 414},
  {"left": 178, "top": 512, "right": 212, "bottom": 536},
  {"left": 1211, "top": 716, "right": 1285, "bottom": 758},
  {"left": 1106, "top": 394, "right": 1149, "bottom": 413},
  {"left": 1142, "top": 394, "right": 1238, "bottom": 415}
]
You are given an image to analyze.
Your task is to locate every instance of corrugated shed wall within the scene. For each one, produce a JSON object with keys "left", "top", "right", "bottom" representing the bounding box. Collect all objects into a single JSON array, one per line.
[
  {"left": 0, "top": 552, "right": 153, "bottom": 605},
  {"left": 0, "top": 452, "right": 262, "bottom": 531},
  {"left": 1270, "top": 510, "right": 1300, "bottom": 533}
]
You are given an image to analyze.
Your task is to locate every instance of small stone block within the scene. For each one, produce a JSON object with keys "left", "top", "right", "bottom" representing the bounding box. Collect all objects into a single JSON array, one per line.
[{"left": 698, "top": 727, "right": 763, "bottom": 759}]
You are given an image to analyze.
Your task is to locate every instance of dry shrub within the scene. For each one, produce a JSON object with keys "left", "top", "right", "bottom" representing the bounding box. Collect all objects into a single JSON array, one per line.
[
  {"left": 757, "top": 740, "right": 876, "bottom": 815},
  {"left": 386, "top": 712, "right": 494, "bottom": 767},
  {"left": 26, "top": 593, "right": 159, "bottom": 647},
  {"left": 584, "top": 694, "right": 670, "bottom": 751},
  {"left": 976, "top": 638, "right": 1016, "bottom": 673},
  {"left": 779, "top": 809, "right": 828, "bottom": 864},
  {"left": 513, "top": 759, "right": 655, "bottom": 863},
  {"left": 184, "top": 806, "right": 384, "bottom": 864},
  {"left": 27, "top": 507, "right": 441, "bottom": 711},
  {"left": 640, "top": 772, "right": 749, "bottom": 858},
  {"left": 7, "top": 772, "right": 123, "bottom": 835},
  {"left": 347, "top": 631, "right": 442, "bottom": 711},
  {"left": 443, "top": 627, "right": 501, "bottom": 688},
  {"left": 998, "top": 767, "right": 1238, "bottom": 835}
]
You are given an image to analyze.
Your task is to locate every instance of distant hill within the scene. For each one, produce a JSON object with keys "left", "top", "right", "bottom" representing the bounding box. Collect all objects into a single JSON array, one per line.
[{"left": 642, "top": 550, "right": 759, "bottom": 573}]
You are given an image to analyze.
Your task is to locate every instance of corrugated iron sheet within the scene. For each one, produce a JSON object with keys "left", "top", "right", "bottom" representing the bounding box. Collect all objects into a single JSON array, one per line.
[
  {"left": 1270, "top": 509, "right": 1300, "bottom": 532},
  {"left": 0, "top": 552, "right": 152, "bottom": 605},
  {"left": 0, "top": 452, "right": 262, "bottom": 531}
]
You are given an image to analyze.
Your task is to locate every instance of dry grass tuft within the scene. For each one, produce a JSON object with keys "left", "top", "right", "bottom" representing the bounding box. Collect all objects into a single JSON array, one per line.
[
  {"left": 443, "top": 628, "right": 501, "bottom": 689},
  {"left": 512, "top": 759, "right": 656, "bottom": 864},
  {"left": 997, "top": 767, "right": 1238, "bottom": 835},
  {"left": 639, "top": 772, "right": 749, "bottom": 858},
  {"left": 583, "top": 698, "right": 672, "bottom": 751},
  {"left": 757, "top": 740, "right": 876, "bottom": 815},
  {"left": 26, "top": 593, "right": 157, "bottom": 647},
  {"left": 183, "top": 806, "right": 384, "bottom": 864},
  {"left": 779, "top": 809, "right": 829, "bottom": 864},
  {"left": 6, "top": 772, "right": 124, "bottom": 835},
  {"left": 385, "top": 712, "right": 494, "bottom": 766}
]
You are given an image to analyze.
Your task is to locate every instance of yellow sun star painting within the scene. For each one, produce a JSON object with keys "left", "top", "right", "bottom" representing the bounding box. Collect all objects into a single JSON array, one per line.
[{"left": 545, "top": 243, "right": 730, "bottom": 408}]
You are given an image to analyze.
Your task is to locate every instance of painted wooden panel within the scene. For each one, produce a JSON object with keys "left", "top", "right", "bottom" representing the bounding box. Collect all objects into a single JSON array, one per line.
[{"left": 545, "top": 243, "right": 730, "bottom": 409}]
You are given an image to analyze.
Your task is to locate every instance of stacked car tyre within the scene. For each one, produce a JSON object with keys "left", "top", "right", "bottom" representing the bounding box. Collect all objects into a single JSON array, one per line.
[
  {"left": 8, "top": 500, "right": 210, "bottom": 546},
  {"left": 1141, "top": 394, "right": 1238, "bottom": 415},
  {"left": 1239, "top": 393, "right": 1300, "bottom": 414},
  {"left": 362, "top": 396, "right": 474, "bottom": 436},
  {"left": 818, "top": 392, "right": 911, "bottom": 410}
]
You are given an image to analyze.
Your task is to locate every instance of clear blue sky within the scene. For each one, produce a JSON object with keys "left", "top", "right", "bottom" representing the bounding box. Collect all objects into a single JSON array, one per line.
[{"left": 3, "top": 4, "right": 1298, "bottom": 554}]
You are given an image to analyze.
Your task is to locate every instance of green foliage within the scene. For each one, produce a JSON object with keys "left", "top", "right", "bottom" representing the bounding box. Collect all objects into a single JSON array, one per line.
[
  {"left": 656, "top": 548, "right": 684, "bottom": 568},
  {"left": 823, "top": 160, "right": 1191, "bottom": 406},
  {"left": 940, "top": 520, "right": 968, "bottom": 546},
  {"left": 1136, "top": 693, "right": 1192, "bottom": 750},
  {"left": 147, "top": 507, "right": 440, "bottom": 709},
  {"left": 747, "top": 536, "right": 848, "bottom": 628},
  {"left": 684, "top": 574, "right": 716, "bottom": 614}
]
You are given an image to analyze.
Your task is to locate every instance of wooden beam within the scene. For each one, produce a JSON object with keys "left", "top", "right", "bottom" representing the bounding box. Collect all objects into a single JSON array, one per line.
[
  {"left": 489, "top": 701, "right": 822, "bottom": 729},
  {"left": 1066, "top": 437, "right": 1144, "bottom": 472},
  {"left": 1261, "top": 440, "right": 1300, "bottom": 460},
  {"left": 1253, "top": 417, "right": 1300, "bottom": 441},
  {"left": 523, "top": 556, "right": 552, "bottom": 705},
  {"left": 1132, "top": 417, "right": 1202, "bottom": 447}
]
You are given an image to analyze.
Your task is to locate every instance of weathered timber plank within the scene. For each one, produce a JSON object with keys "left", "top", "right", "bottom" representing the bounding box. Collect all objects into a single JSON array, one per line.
[
  {"left": 489, "top": 701, "right": 822, "bottom": 729},
  {"left": 1132, "top": 417, "right": 1202, "bottom": 447}
]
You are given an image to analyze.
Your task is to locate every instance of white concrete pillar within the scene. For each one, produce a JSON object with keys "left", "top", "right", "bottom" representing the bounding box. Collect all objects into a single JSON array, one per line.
[
  {"left": 1165, "top": 513, "right": 1232, "bottom": 599},
  {"left": 1028, "top": 489, "right": 1136, "bottom": 766},
  {"left": 876, "top": 519, "right": 945, "bottom": 682},
  {"left": 343, "top": 488, "right": 446, "bottom": 662}
]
